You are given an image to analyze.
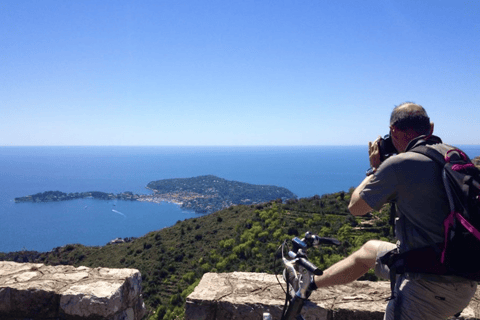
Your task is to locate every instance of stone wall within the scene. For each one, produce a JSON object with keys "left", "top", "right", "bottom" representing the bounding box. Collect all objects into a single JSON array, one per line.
[
  {"left": 186, "top": 272, "right": 480, "bottom": 320},
  {"left": 0, "top": 261, "right": 146, "bottom": 320}
]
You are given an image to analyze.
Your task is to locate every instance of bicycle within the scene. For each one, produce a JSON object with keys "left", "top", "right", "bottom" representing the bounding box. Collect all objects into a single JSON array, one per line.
[{"left": 263, "top": 231, "right": 341, "bottom": 320}]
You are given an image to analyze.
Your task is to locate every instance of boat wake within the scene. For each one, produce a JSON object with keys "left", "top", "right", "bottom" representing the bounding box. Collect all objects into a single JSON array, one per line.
[{"left": 112, "top": 209, "right": 126, "bottom": 218}]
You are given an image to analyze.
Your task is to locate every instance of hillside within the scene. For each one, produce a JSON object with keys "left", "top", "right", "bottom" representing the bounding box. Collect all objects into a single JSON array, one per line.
[{"left": 1, "top": 190, "right": 394, "bottom": 320}]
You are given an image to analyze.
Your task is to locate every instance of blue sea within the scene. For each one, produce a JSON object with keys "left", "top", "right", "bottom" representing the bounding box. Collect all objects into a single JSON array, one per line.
[{"left": 1, "top": 146, "right": 479, "bottom": 253}]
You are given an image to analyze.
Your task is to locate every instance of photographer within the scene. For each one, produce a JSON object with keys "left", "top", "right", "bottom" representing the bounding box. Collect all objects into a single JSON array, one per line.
[{"left": 314, "top": 102, "right": 477, "bottom": 319}]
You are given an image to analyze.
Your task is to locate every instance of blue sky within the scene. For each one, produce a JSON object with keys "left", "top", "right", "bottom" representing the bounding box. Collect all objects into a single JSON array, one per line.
[{"left": 1, "top": 0, "right": 479, "bottom": 146}]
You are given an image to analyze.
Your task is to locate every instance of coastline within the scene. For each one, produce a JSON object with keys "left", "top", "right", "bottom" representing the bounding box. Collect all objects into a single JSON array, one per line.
[
  {"left": 137, "top": 191, "right": 217, "bottom": 206},
  {"left": 14, "top": 175, "right": 297, "bottom": 214}
]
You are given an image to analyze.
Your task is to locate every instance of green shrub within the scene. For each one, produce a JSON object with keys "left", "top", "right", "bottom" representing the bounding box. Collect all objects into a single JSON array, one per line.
[
  {"left": 169, "top": 293, "right": 182, "bottom": 306},
  {"left": 201, "top": 263, "right": 211, "bottom": 272},
  {"left": 182, "top": 271, "right": 196, "bottom": 284},
  {"left": 219, "top": 238, "right": 235, "bottom": 249},
  {"left": 181, "top": 278, "right": 201, "bottom": 299},
  {"left": 216, "top": 259, "right": 228, "bottom": 271}
]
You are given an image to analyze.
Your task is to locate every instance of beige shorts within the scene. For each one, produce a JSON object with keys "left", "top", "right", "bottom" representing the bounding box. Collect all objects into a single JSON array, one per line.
[{"left": 374, "top": 241, "right": 477, "bottom": 320}]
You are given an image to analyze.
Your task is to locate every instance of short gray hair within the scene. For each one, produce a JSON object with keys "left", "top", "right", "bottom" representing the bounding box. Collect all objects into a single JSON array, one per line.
[{"left": 390, "top": 102, "right": 430, "bottom": 135}]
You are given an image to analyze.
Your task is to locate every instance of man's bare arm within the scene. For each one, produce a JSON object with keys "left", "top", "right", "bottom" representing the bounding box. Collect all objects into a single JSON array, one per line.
[{"left": 348, "top": 175, "right": 374, "bottom": 216}]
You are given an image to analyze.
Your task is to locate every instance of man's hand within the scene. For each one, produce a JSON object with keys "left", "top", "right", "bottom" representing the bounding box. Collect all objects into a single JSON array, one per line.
[
  {"left": 368, "top": 136, "right": 382, "bottom": 169},
  {"left": 349, "top": 137, "right": 380, "bottom": 216}
]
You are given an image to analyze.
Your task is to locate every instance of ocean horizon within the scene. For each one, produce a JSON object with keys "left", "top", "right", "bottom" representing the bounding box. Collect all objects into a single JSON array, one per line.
[{"left": 2, "top": 145, "right": 479, "bottom": 253}]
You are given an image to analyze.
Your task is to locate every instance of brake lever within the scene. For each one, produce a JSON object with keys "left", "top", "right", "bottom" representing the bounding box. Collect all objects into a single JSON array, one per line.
[{"left": 283, "top": 248, "right": 317, "bottom": 299}]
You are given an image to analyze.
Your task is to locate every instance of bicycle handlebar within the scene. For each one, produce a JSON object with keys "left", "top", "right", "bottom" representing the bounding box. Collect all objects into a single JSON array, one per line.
[
  {"left": 269, "top": 231, "right": 340, "bottom": 320},
  {"left": 298, "top": 257, "right": 322, "bottom": 276},
  {"left": 304, "top": 231, "right": 341, "bottom": 246}
]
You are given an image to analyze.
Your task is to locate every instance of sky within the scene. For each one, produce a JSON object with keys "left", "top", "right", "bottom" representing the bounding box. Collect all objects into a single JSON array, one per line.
[{"left": 1, "top": 0, "right": 479, "bottom": 146}]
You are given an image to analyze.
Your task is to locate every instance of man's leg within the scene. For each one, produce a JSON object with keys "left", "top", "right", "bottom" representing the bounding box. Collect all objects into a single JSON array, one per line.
[
  {"left": 314, "top": 240, "right": 392, "bottom": 288},
  {"left": 384, "top": 276, "right": 477, "bottom": 320}
]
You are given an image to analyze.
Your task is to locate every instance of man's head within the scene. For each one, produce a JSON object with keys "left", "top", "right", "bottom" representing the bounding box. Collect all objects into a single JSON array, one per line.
[{"left": 389, "top": 102, "right": 433, "bottom": 152}]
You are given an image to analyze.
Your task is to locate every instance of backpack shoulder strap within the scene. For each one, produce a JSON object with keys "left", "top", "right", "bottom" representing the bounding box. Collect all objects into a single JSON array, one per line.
[
  {"left": 407, "top": 143, "right": 453, "bottom": 247},
  {"left": 411, "top": 143, "right": 458, "bottom": 210},
  {"left": 409, "top": 144, "right": 446, "bottom": 166}
]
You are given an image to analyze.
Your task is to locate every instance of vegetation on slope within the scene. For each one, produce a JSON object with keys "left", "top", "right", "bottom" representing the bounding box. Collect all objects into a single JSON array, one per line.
[{"left": 1, "top": 190, "right": 394, "bottom": 320}]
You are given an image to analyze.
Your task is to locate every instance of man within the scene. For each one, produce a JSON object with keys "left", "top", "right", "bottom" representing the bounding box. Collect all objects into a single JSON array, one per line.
[{"left": 313, "top": 103, "right": 477, "bottom": 319}]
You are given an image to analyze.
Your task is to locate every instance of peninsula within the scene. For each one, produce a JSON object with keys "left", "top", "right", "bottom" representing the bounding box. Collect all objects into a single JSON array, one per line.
[
  {"left": 143, "top": 175, "right": 296, "bottom": 213},
  {"left": 14, "top": 175, "right": 297, "bottom": 214}
]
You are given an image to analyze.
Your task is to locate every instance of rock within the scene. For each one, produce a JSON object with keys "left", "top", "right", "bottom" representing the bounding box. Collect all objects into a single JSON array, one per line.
[
  {"left": 0, "top": 261, "right": 146, "bottom": 320},
  {"left": 186, "top": 272, "right": 480, "bottom": 320},
  {"left": 473, "top": 156, "right": 480, "bottom": 169}
]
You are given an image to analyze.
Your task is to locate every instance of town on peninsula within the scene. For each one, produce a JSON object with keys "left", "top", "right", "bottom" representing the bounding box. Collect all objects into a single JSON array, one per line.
[{"left": 14, "top": 175, "right": 297, "bottom": 214}]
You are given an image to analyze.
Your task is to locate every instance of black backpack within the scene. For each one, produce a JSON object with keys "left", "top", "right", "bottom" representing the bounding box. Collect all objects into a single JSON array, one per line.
[
  {"left": 409, "top": 145, "right": 480, "bottom": 280},
  {"left": 381, "top": 144, "right": 480, "bottom": 299}
]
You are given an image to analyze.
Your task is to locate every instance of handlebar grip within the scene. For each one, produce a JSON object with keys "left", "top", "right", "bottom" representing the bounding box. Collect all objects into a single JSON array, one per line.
[
  {"left": 318, "top": 237, "right": 341, "bottom": 246},
  {"left": 299, "top": 257, "right": 323, "bottom": 276}
]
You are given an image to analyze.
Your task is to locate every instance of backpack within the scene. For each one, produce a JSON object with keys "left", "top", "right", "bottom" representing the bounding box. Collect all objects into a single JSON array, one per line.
[
  {"left": 410, "top": 145, "right": 480, "bottom": 280},
  {"left": 380, "top": 144, "right": 480, "bottom": 300}
]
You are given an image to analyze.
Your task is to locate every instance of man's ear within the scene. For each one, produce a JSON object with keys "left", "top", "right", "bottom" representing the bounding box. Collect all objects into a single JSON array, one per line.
[
  {"left": 390, "top": 125, "right": 400, "bottom": 139},
  {"left": 424, "top": 122, "right": 434, "bottom": 140}
]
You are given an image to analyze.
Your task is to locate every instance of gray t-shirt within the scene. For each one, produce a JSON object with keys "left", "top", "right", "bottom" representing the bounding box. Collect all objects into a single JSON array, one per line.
[{"left": 360, "top": 138, "right": 452, "bottom": 252}]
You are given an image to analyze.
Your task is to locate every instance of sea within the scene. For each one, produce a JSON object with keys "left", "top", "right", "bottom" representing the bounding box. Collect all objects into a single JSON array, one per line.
[{"left": 1, "top": 145, "right": 479, "bottom": 253}]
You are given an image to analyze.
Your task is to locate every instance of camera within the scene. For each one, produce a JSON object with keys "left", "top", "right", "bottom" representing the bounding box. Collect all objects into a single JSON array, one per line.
[
  {"left": 366, "top": 134, "right": 397, "bottom": 176},
  {"left": 378, "top": 134, "right": 397, "bottom": 161}
]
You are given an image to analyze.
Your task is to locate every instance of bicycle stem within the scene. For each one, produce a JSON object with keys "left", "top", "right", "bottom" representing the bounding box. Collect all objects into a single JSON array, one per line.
[{"left": 281, "top": 295, "right": 306, "bottom": 320}]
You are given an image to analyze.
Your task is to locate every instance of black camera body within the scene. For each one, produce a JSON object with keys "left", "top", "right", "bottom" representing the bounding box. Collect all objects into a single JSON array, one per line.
[
  {"left": 378, "top": 134, "right": 397, "bottom": 161},
  {"left": 366, "top": 134, "right": 398, "bottom": 176}
]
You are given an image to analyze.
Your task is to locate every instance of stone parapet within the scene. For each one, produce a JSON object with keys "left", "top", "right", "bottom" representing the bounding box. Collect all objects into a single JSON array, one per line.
[
  {"left": 186, "top": 272, "right": 479, "bottom": 320},
  {"left": 0, "top": 261, "right": 146, "bottom": 320}
]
